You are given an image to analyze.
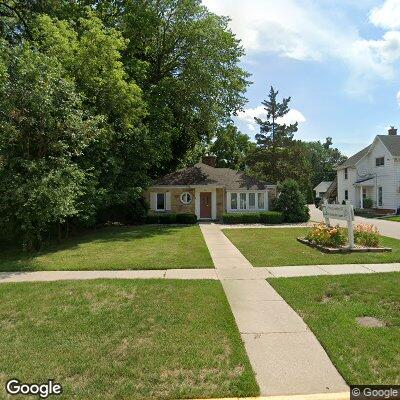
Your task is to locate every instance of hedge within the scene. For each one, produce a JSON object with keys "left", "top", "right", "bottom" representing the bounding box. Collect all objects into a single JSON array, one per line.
[
  {"left": 222, "top": 211, "right": 284, "bottom": 224},
  {"left": 146, "top": 213, "right": 197, "bottom": 225}
]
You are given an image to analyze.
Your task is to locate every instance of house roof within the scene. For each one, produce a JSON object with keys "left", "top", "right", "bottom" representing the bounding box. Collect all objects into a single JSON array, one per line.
[
  {"left": 153, "top": 163, "right": 273, "bottom": 190},
  {"left": 377, "top": 135, "right": 400, "bottom": 157},
  {"left": 313, "top": 181, "right": 332, "bottom": 192},
  {"left": 337, "top": 134, "right": 400, "bottom": 169}
]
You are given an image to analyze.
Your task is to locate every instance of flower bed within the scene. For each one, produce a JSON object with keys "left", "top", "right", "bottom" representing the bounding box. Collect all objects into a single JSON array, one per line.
[{"left": 298, "top": 223, "right": 392, "bottom": 253}]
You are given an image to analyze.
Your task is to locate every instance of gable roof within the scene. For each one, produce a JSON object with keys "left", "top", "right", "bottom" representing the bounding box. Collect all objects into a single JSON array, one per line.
[
  {"left": 152, "top": 163, "right": 273, "bottom": 190},
  {"left": 337, "top": 144, "right": 371, "bottom": 169},
  {"left": 313, "top": 181, "right": 332, "bottom": 192},
  {"left": 337, "top": 134, "right": 400, "bottom": 169},
  {"left": 377, "top": 135, "right": 400, "bottom": 157}
]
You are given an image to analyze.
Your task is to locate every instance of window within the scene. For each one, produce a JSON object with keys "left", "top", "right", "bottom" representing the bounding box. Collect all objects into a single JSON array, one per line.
[
  {"left": 344, "top": 168, "right": 348, "bottom": 180},
  {"left": 362, "top": 188, "right": 367, "bottom": 200},
  {"left": 230, "top": 193, "right": 238, "bottom": 210},
  {"left": 378, "top": 186, "right": 383, "bottom": 206},
  {"left": 239, "top": 193, "right": 247, "bottom": 209},
  {"left": 376, "top": 157, "right": 385, "bottom": 167},
  {"left": 156, "top": 193, "right": 165, "bottom": 210},
  {"left": 344, "top": 190, "right": 348, "bottom": 201},
  {"left": 180, "top": 192, "right": 192, "bottom": 205},
  {"left": 249, "top": 193, "right": 256, "bottom": 209},
  {"left": 258, "top": 193, "right": 265, "bottom": 210}
]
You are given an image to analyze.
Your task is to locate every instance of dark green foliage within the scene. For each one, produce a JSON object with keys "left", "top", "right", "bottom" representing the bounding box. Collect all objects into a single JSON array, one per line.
[
  {"left": 274, "top": 180, "right": 310, "bottom": 223},
  {"left": 176, "top": 213, "right": 198, "bottom": 224},
  {"left": 157, "top": 213, "right": 177, "bottom": 224},
  {"left": 259, "top": 211, "right": 284, "bottom": 224},
  {"left": 97, "top": 198, "right": 149, "bottom": 225},
  {"left": 145, "top": 215, "right": 160, "bottom": 224},
  {"left": 222, "top": 212, "right": 284, "bottom": 224},
  {"left": 363, "top": 198, "right": 373, "bottom": 209}
]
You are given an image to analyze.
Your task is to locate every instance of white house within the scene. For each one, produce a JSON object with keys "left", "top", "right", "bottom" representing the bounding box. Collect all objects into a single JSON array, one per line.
[
  {"left": 314, "top": 181, "right": 333, "bottom": 198},
  {"left": 336, "top": 127, "right": 400, "bottom": 211}
]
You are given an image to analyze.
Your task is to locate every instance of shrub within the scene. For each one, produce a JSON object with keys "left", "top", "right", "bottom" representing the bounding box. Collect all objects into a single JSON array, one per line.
[
  {"left": 274, "top": 179, "right": 310, "bottom": 223},
  {"left": 222, "top": 213, "right": 260, "bottom": 224},
  {"left": 158, "top": 213, "right": 177, "bottom": 224},
  {"left": 176, "top": 213, "right": 197, "bottom": 224},
  {"left": 363, "top": 198, "right": 373, "bottom": 209},
  {"left": 305, "top": 223, "right": 347, "bottom": 248},
  {"left": 354, "top": 224, "right": 380, "bottom": 247},
  {"left": 259, "top": 211, "right": 284, "bottom": 224},
  {"left": 146, "top": 214, "right": 159, "bottom": 224}
]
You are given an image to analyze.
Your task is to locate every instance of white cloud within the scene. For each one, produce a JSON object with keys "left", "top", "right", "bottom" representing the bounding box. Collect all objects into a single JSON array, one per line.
[
  {"left": 370, "top": 0, "right": 400, "bottom": 29},
  {"left": 237, "top": 105, "right": 306, "bottom": 130},
  {"left": 202, "top": 0, "right": 400, "bottom": 95}
]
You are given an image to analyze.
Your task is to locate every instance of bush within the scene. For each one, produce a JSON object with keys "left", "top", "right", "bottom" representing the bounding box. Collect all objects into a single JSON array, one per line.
[
  {"left": 176, "top": 213, "right": 197, "bottom": 224},
  {"left": 222, "top": 213, "right": 260, "bottom": 224},
  {"left": 305, "top": 223, "right": 347, "bottom": 248},
  {"left": 259, "top": 211, "right": 284, "bottom": 224},
  {"left": 97, "top": 197, "right": 149, "bottom": 225},
  {"left": 363, "top": 198, "right": 373, "bottom": 209},
  {"left": 314, "top": 197, "right": 322, "bottom": 208},
  {"left": 274, "top": 179, "right": 310, "bottom": 223},
  {"left": 146, "top": 214, "right": 160, "bottom": 224},
  {"left": 354, "top": 224, "right": 380, "bottom": 247},
  {"left": 158, "top": 213, "right": 177, "bottom": 224}
]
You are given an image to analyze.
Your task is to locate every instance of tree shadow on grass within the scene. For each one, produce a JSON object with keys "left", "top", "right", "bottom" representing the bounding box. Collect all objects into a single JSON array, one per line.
[{"left": 0, "top": 225, "right": 194, "bottom": 272}]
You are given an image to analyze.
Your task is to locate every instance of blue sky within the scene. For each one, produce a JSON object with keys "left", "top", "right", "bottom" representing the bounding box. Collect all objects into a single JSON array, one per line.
[{"left": 203, "top": 0, "right": 400, "bottom": 156}]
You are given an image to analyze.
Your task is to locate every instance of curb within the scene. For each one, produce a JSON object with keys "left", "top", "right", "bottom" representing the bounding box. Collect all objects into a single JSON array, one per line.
[{"left": 188, "top": 392, "right": 350, "bottom": 400}]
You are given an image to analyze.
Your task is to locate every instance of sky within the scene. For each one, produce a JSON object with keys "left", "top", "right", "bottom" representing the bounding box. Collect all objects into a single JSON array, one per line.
[{"left": 202, "top": 0, "right": 400, "bottom": 156}]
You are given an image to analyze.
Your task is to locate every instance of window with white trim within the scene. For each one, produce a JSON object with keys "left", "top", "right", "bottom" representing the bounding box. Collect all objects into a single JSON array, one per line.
[
  {"left": 258, "top": 193, "right": 265, "bottom": 209},
  {"left": 230, "top": 193, "right": 238, "bottom": 210},
  {"left": 239, "top": 193, "right": 247, "bottom": 209},
  {"left": 249, "top": 193, "right": 256, "bottom": 209},
  {"left": 376, "top": 157, "right": 385, "bottom": 167},
  {"left": 156, "top": 193, "right": 166, "bottom": 210},
  {"left": 180, "top": 192, "right": 192, "bottom": 204}
]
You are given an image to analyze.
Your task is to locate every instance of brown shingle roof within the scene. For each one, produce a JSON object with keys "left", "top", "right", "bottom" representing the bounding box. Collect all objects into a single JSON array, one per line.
[{"left": 153, "top": 163, "right": 272, "bottom": 190}]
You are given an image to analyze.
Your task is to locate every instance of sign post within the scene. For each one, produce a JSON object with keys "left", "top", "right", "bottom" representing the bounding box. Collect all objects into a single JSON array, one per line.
[{"left": 322, "top": 200, "right": 355, "bottom": 249}]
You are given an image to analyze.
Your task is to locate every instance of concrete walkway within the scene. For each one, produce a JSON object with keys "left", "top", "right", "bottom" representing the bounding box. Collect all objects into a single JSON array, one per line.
[
  {"left": 200, "top": 224, "right": 348, "bottom": 397},
  {"left": 309, "top": 204, "right": 400, "bottom": 240},
  {"left": 0, "top": 269, "right": 218, "bottom": 283}
]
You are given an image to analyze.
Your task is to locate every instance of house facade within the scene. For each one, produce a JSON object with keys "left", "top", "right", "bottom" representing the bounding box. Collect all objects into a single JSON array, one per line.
[
  {"left": 314, "top": 181, "right": 333, "bottom": 198},
  {"left": 336, "top": 127, "right": 400, "bottom": 211},
  {"left": 144, "top": 156, "right": 276, "bottom": 220}
]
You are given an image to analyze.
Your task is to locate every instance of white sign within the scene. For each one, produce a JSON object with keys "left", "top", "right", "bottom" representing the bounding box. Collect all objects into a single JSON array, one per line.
[{"left": 322, "top": 200, "right": 355, "bottom": 249}]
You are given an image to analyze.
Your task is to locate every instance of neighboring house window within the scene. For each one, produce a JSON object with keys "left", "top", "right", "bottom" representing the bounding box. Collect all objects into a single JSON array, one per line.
[
  {"left": 249, "top": 193, "right": 256, "bottom": 209},
  {"left": 258, "top": 193, "right": 265, "bottom": 209},
  {"left": 156, "top": 193, "right": 165, "bottom": 210},
  {"left": 344, "top": 190, "right": 348, "bottom": 200},
  {"left": 376, "top": 157, "right": 385, "bottom": 167},
  {"left": 230, "top": 193, "right": 238, "bottom": 210},
  {"left": 319, "top": 192, "right": 324, "bottom": 197},
  {"left": 362, "top": 188, "right": 367, "bottom": 200},
  {"left": 378, "top": 187, "right": 383, "bottom": 206},
  {"left": 239, "top": 193, "right": 247, "bottom": 209},
  {"left": 180, "top": 192, "right": 192, "bottom": 205},
  {"left": 344, "top": 168, "right": 348, "bottom": 179}
]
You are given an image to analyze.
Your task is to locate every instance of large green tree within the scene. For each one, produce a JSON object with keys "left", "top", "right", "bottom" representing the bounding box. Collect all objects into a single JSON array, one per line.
[
  {"left": 249, "top": 86, "right": 310, "bottom": 187},
  {"left": 210, "top": 125, "right": 255, "bottom": 169}
]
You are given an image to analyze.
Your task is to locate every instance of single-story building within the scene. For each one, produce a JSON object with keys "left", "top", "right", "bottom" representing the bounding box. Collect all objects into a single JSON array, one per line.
[
  {"left": 144, "top": 156, "right": 277, "bottom": 220},
  {"left": 314, "top": 181, "right": 333, "bottom": 198}
]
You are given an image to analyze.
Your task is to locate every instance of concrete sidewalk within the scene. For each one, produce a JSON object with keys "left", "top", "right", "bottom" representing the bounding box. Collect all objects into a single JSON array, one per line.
[
  {"left": 0, "top": 269, "right": 218, "bottom": 283},
  {"left": 200, "top": 224, "right": 348, "bottom": 397}
]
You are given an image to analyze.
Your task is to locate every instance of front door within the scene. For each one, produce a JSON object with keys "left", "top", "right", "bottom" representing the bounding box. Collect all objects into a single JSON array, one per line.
[{"left": 200, "top": 192, "right": 212, "bottom": 219}]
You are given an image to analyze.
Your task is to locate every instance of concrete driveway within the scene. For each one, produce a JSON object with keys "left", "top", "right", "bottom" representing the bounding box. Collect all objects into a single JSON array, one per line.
[{"left": 309, "top": 205, "right": 400, "bottom": 240}]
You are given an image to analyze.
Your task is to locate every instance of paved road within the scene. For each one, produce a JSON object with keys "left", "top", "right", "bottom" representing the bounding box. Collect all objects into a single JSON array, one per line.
[
  {"left": 309, "top": 205, "right": 400, "bottom": 239},
  {"left": 200, "top": 224, "right": 348, "bottom": 397}
]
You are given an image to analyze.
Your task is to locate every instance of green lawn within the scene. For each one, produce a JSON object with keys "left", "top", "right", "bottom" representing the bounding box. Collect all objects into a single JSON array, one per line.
[
  {"left": 0, "top": 225, "right": 213, "bottom": 271},
  {"left": 269, "top": 273, "right": 400, "bottom": 384},
  {"left": 223, "top": 227, "right": 400, "bottom": 267},
  {"left": 0, "top": 279, "right": 259, "bottom": 399},
  {"left": 383, "top": 216, "right": 400, "bottom": 222}
]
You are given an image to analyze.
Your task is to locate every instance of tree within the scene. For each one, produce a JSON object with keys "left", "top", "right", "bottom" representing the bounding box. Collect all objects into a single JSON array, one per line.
[
  {"left": 210, "top": 125, "right": 255, "bottom": 169},
  {"left": 0, "top": 43, "right": 100, "bottom": 249},
  {"left": 248, "top": 86, "right": 310, "bottom": 188},
  {"left": 274, "top": 179, "right": 310, "bottom": 223}
]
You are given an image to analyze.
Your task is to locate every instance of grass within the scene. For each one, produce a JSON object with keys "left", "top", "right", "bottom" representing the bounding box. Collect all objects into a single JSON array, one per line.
[
  {"left": 268, "top": 273, "right": 400, "bottom": 384},
  {"left": 0, "top": 279, "right": 259, "bottom": 399},
  {"left": 383, "top": 216, "right": 400, "bottom": 222},
  {"left": 0, "top": 225, "right": 213, "bottom": 271},
  {"left": 223, "top": 227, "right": 400, "bottom": 267}
]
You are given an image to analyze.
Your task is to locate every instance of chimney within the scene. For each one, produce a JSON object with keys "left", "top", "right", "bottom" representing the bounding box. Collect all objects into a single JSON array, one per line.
[
  {"left": 202, "top": 154, "right": 217, "bottom": 167},
  {"left": 388, "top": 126, "right": 397, "bottom": 136}
]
